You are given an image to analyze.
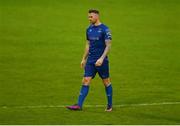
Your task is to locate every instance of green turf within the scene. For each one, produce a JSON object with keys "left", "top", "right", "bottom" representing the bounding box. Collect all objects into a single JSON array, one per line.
[{"left": 0, "top": 0, "right": 180, "bottom": 124}]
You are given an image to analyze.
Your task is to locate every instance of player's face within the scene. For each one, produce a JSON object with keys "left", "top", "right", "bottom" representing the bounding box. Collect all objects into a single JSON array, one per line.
[{"left": 88, "top": 13, "right": 98, "bottom": 24}]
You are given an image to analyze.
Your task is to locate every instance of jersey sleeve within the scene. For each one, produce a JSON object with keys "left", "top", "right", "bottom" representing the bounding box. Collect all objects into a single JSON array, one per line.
[{"left": 104, "top": 27, "right": 112, "bottom": 41}]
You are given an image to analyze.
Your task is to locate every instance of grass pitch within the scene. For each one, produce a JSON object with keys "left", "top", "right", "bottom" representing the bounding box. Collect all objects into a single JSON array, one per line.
[{"left": 0, "top": 0, "right": 180, "bottom": 124}]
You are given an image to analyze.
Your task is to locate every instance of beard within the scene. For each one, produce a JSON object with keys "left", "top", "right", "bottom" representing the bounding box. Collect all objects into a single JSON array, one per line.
[{"left": 89, "top": 19, "right": 97, "bottom": 24}]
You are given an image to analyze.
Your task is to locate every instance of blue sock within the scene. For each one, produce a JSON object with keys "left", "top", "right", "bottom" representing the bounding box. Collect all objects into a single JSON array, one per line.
[
  {"left": 105, "top": 84, "right": 113, "bottom": 107},
  {"left": 78, "top": 85, "right": 89, "bottom": 108}
]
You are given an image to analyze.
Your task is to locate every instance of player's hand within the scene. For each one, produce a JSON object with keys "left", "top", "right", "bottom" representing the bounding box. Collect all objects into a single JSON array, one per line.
[
  {"left": 95, "top": 58, "right": 104, "bottom": 66},
  {"left": 80, "top": 59, "right": 86, "bottom": 68}
]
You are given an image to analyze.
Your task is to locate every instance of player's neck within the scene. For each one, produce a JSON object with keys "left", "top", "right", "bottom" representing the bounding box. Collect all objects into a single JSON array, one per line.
[{"left": 94, "top": 20, "right": 101, "bottom": 26}]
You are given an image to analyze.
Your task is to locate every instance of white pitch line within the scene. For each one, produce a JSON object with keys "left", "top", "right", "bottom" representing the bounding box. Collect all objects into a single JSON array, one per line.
[{"left": 1, "top": 101, "right": 180, "bottom": 109}]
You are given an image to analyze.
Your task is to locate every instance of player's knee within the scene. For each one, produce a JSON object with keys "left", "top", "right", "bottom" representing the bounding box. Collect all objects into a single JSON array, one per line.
[
  {"left": 82, "top": 77, "right": 92, "bottom": 85},
  {"left": 102, "top": 78, "right": 111, "bottom": 87}
]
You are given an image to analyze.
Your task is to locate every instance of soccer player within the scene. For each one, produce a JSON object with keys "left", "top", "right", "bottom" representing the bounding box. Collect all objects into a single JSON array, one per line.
[{"left": 66, "top": 9, "right": 113, "bottom": 111}]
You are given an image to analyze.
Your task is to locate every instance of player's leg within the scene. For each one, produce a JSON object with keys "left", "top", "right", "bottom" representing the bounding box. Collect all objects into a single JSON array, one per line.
[
  {"left": 76, "top": 77, "right": 92, "bottom": 108},
  {"left": 77, "top": 62, "right": 97, "bottom": 108},
  {"left": 97, "top": 60, "right": 113, "bottom": 111},
  {"left": 102, "top": 77, "right": 113, "bottom": 112},
  {"left": 66, "top": 63, "right": 96, "bottom": 110}
]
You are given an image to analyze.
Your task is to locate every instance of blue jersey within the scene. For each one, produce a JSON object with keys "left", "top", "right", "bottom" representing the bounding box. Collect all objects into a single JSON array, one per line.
[{"left": 86, "top": 24, "right": 112, "bottom": 63}]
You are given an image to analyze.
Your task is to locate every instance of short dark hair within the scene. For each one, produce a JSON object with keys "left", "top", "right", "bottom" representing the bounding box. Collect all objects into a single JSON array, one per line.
[{"left": 88, "top": 9, "right": 99, "bottom": 14}]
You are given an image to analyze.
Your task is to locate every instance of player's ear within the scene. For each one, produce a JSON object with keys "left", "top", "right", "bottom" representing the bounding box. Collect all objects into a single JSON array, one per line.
[{"left": 95, "top": 14, "right": 99, "bottom": 19}]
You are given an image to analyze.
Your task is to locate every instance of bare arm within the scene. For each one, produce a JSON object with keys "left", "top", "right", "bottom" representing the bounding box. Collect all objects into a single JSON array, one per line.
[
  {"left": 95, "top": 40, "right": 111, "bottom": 66},
  {"left": 81, "top": 41, "right": 89, "bottom": 68},
  {"left": 100, "top": 40, "right": 111, "bottom": 60}
]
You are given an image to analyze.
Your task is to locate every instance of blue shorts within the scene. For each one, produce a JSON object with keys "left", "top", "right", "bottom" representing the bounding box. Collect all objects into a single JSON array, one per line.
[{"left": 84, "top": 59, "right": 109, "bottom": 79}]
